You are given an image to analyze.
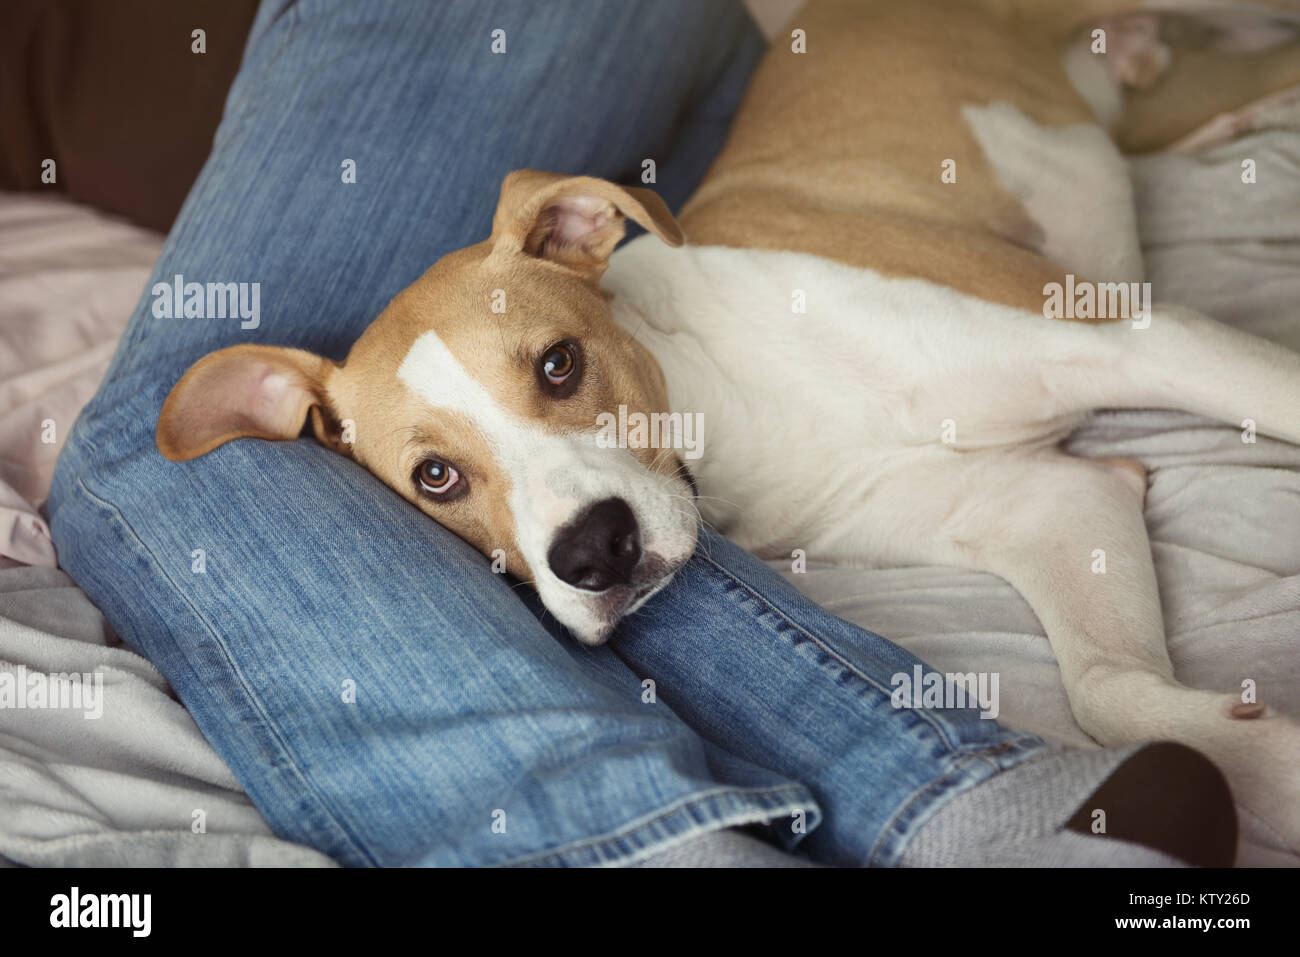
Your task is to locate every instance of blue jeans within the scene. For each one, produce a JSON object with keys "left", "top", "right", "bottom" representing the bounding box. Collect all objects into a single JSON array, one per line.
[{"left": 47, "top": 0, "right": 1043, "bottom": 866}]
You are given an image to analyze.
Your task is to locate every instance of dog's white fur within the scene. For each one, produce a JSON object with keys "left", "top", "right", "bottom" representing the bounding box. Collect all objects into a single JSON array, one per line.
[{"left": 589, "top": 98, "right": 1300, "bottom": 849}]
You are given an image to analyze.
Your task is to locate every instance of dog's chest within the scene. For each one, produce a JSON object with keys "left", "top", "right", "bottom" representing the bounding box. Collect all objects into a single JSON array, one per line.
[{"left": 603, "top": 239, "right": 1082, "bottom": 557}]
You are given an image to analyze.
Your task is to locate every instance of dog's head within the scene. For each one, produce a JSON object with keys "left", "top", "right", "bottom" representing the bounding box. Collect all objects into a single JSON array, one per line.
[{"left": 157, "top": 171, "right": 699, "bottom": 643}]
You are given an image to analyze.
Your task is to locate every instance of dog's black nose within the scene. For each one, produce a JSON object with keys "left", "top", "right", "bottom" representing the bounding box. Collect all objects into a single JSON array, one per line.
[{"left": 547, "top": 497, "right": 642, "bottom": 591}]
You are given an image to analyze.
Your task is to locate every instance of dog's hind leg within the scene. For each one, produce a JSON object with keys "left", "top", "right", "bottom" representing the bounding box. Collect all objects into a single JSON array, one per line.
[
  {"left": 985, "top": 0, "right": 1300, "bottom": 43},
  {"left": 860, "top": 448, "right": 1300, "bottom": 850},
  {"left": 942, "top": 301, "right": 1300, "bottom": 448},
  {"left": 1047, "top": 304, "right": 1300, "bottom": 447},
  {"left": 1112, "top": 22, "right": 1300, "bottom": 152}
]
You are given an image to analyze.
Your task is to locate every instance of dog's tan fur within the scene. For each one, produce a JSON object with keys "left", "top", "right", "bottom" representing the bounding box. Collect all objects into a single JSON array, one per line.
[{"left": 682, "top": 0, "right": 1300, "bottom": 310}]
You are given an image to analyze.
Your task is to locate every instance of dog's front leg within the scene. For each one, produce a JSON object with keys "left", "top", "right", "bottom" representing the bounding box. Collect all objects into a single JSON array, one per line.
[{"left": 862, "top": 448, "right": 1300, "bottom": 851}]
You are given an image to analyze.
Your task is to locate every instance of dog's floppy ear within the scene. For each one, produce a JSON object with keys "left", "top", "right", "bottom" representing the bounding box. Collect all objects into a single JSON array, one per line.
[
  {"left": 488, "top": 170, "right": 684, "bottom": 282},
  {"left": 157, "top": 344, "right": 347, "bottom": 461}
]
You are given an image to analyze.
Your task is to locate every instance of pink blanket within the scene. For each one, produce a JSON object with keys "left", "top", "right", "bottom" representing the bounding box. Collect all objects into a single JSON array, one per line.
[{"left": 0, "top": 193, "right": 164, "bottom": 566}]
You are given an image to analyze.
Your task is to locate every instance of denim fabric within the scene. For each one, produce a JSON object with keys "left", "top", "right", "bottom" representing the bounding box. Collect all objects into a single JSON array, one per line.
[{"left": 47, "top": 0, "right": 1044, "bottom": 866}]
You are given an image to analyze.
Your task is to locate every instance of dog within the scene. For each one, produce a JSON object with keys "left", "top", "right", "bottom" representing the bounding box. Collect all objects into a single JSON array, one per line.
[{"left": 158, "top": 0, "right": 1300, "bottom": 850}]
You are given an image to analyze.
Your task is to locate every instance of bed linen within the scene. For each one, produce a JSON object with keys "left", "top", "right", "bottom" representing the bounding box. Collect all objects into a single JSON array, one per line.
[{"left": 1, "top": 97, "right": 1298, "bottom": 867}]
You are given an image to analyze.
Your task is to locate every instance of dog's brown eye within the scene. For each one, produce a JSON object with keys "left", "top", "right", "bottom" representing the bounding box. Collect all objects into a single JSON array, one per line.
[
  {"left": 416, "top": 459, "right": 460, "bottom": 496},
  {"left": 541, "top": 342, "right": 577, "bottom": 386}
]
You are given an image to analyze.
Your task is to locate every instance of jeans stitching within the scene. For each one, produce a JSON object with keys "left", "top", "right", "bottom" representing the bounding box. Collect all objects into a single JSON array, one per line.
[
  {"left": 229, "top": 2, "right": 302, "bottom": 132},
  {"left": 501, "top": 783, "right": 812, "bottom": 867},
  {"left": 866, "top": 752, "right": 990, "bottom": 866},
  {"left": 71, "top": 475, "right": 378, "bottom": 867},
  {"left": 703, "top": 562, "right": 1047, "bottom": 866},
  {"left": 695, "top": 550, "right": 961, "bottom": 752},
  {"left": 866, "top": 740, "right": 1043, "bottom": 866}
]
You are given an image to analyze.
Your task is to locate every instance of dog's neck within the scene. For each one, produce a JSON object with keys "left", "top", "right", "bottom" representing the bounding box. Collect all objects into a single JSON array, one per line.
[
  {"left": 605, "top": 238, "right": 730, "bottom": 424},
  {"left": 603, "top": 233, "right": 1105, "bottom": 555}
]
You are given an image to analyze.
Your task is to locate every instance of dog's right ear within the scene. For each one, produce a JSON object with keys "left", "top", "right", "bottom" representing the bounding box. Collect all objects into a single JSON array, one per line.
[
  {"left": 488, "top": 170, "right": 684, "bottom": 283},
  {"left": 157, "top": 344, "right": 347, "bottom": 462}
]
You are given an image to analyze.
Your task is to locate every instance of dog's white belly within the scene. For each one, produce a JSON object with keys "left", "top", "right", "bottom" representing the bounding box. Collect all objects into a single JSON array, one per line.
[{"left": 604, "top": 238, "right": 1092, "bottom": 561}]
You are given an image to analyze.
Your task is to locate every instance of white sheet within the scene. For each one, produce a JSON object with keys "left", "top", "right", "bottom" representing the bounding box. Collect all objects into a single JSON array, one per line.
[{"left": 0, "top": 566, "right": 334, "bottom": 866}]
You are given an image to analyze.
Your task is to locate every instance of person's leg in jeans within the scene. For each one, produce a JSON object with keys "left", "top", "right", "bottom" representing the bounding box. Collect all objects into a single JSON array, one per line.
[{"left": 47, "top": 0, "right": 1233, "bottom": 866}]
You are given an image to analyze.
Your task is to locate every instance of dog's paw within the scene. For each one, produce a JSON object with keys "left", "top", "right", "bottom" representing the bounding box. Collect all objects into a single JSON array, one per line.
[
  {"left": 1193, "top": 699, "right": 1300, "bottom": 855},
  {"left": 1096, "top": 15, "right": 1171, "bottom": 90},
  {"left": 1076, "top": 675, "right": 1300, "bottom": 855}
]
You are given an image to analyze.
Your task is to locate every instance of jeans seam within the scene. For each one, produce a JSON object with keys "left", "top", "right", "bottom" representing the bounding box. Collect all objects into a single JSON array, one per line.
[
  {"left": 71, "top": 474, "right": 378, "bottom": 867},
  {"left": 866, "top": 739, "right": 1044, "bottom": 866},
  {"left": 694, "top": 550, "right": 961, "bottom": 752},
  {"left": 500, "top": 783, "right": 811, "bottom": 867},
  {"left": 866, "top": 752, "right": 993, "bottom": 866},
  {"left": 232, "top": 2, "right": 302, "bottom": 129}
]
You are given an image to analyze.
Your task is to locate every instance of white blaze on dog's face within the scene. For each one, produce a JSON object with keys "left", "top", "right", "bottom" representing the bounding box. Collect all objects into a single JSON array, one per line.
[{"left": 156, "top": 171, "right": 699, "bottom": 644}]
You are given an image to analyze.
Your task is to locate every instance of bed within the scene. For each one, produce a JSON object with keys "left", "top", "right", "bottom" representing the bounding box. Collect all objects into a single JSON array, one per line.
[{"left": 1, "top": 95, "right": 1298, "bottom": 868}]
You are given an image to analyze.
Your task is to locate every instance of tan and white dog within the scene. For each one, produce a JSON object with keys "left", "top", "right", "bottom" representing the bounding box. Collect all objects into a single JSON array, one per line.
[{"left": 159, "top": 0, "right": 1300, "bottom": 848}]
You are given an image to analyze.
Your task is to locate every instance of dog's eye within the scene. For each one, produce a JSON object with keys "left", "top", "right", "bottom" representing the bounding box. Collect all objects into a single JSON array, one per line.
[
  {"left": 540, "top": 341, "right": 579, "bottom": 389},
  {"left": 415, "top": 459, "right": 461, "bottom": 497}
]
